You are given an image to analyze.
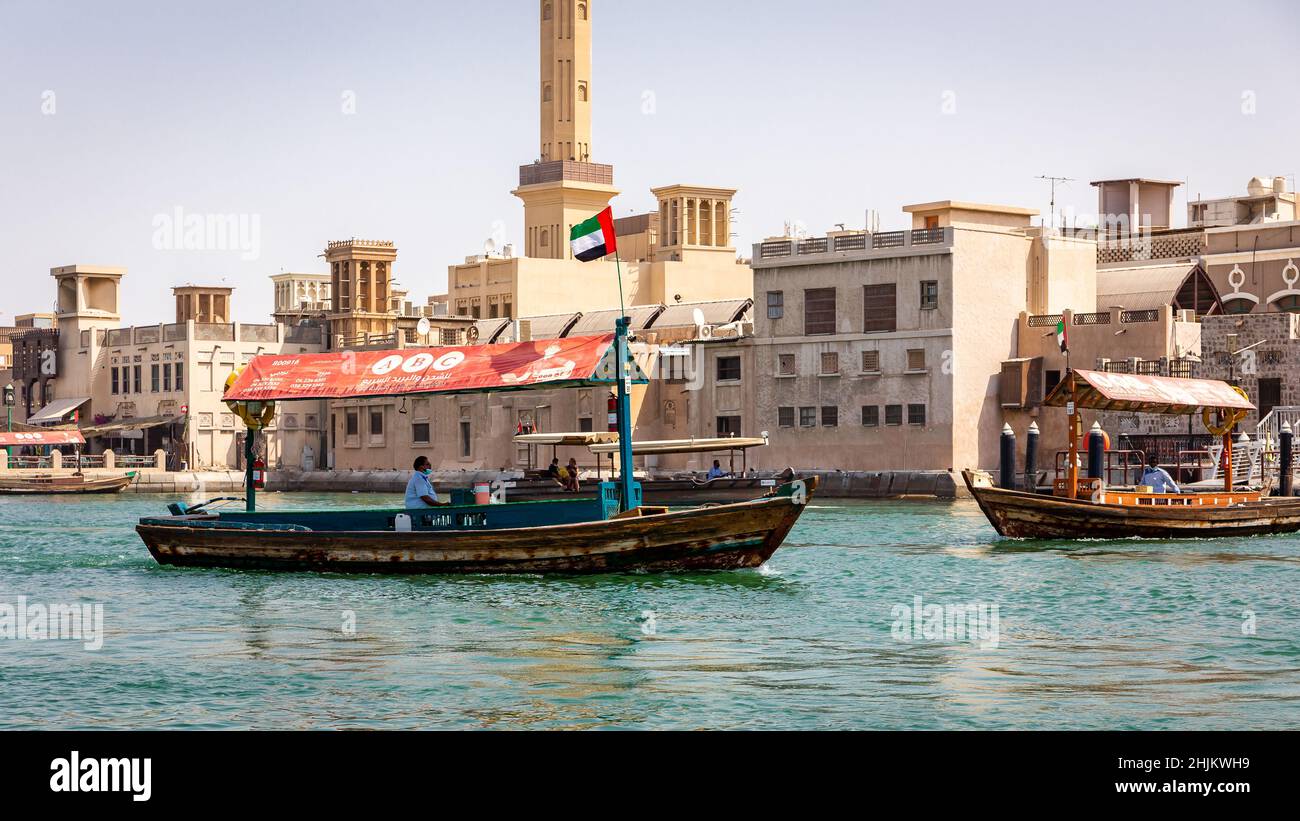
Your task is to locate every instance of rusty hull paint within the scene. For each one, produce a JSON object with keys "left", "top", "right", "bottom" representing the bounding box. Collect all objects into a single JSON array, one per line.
[
  {"left": 962, "top": 470, "right": 1300, "bottom": 540},
  {"left": 137, "top": 483, "right": 815, "bottom": 574}
]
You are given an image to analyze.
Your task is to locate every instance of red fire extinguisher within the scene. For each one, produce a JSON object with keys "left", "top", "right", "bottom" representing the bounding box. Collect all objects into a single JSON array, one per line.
[
  {"left": 252, "top": 457, "right": 267, "bottom": 490},
  {"left": 607, "top": 392, "right": 619, "bottom": 432}
]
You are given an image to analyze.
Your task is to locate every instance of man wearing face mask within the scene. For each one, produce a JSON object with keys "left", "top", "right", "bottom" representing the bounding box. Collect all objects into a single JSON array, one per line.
[{"left": 405, "top": 456, "right": 442, "bottom": 508}]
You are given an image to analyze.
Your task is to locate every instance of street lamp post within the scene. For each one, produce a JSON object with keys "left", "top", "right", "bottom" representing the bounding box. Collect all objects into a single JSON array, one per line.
[{"left": 3, "top": 382, "right": 15, "bottom": 464}]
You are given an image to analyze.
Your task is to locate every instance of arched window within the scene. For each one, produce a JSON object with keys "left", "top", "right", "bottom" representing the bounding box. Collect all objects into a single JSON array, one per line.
[
  {"left": 540, "top": 229, "right": 550, "bottom": 248},
  {"left": 1277, "top": 295, "right": 1300, "bottom": 313},
  {"left": 1223, "top": 300, "right": 1255, "bottom": 315},
  {"left": 578, "top": 82, "right": 588, "bottom": 102},
  {"left": 542, "top": 84, "right": 553, "bottom": 103},
  {"left": 543, "top": 3, "right": 552, "bottom": 21},
  {"left": 578, "top": 3, "right": 588, "bottom": 20}
]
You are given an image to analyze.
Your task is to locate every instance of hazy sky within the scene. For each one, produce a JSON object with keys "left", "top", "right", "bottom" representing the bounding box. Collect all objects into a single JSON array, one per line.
[{"left": 1, "top": 0, "right": 1297, "bottom": 325}]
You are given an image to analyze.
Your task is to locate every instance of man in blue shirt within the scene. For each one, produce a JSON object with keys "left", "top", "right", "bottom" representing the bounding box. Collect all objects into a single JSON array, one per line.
[
  {"left": 405, "top": 456, "right": 441, "bottom": 508},
  {"left": 706, "top": 460, "right": 728, "bottom": 480},
  {"left": 1140, "top": 454, "right": 1181, "bottom": 494}
]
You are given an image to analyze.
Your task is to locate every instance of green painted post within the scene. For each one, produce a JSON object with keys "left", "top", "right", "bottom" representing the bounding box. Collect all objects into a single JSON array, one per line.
[
  {"left": 244, "top": 428, "right": 257, "bottom": 512},
  {"left": 614, "top": 317, "right": 635, "bottom": 512}
]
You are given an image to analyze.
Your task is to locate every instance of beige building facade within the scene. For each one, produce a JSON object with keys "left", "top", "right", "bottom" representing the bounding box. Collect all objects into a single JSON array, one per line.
[
  {"left": 11, "top": 266, "right": 326, "bottom": 470},
  {"left": 678, "top": 202, "right": 1098, "bottom": 475}
]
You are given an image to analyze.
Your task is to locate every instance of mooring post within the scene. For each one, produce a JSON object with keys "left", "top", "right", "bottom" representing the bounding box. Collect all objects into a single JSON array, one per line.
[
  {"left": 1087, "top": 422, "right": 1105, "bottom": 481},
  {"left": 999, "top": 423, "right": 1016, "bottom": 490},
  {"left": 1024, "top": 421, "right": 1039, "bottom": 492},
  {"left": 1280, "top": 421, "right": 1293, "bottom": 497}
]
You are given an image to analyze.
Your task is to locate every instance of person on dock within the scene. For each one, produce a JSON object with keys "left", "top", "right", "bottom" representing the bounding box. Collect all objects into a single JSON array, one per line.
[
  {"left": 1140, "top": 454, "right": 1181, "bottom": 494},
  {"left": 405, "top": 456, "right": 442, "bottom": 508}
]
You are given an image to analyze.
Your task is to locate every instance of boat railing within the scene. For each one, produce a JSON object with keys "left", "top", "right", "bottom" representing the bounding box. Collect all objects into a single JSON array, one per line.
[
  {"left": 1175, "top": 449, "right": 1215, "bottom": 483},
  {"left": 1207, "top": 439, "right": 1263, "bottom": 485},
  {"left": 1054, "top": 449, "right": 1147, "bottom": 487},
  {"left": 1256, "top": 406, "right": 1300, "bottom": 445}
]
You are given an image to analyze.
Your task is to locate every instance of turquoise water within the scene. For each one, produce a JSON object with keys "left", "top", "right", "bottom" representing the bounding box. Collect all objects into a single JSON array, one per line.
[{"left": 2, "top": 491, "right": 1298, "bottom": 730}]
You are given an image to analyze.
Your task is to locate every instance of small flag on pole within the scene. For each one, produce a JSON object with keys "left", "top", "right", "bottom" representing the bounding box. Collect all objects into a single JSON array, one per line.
[
  {"left": 1056, "top": 319, "right": 1069, "bottom": 353},
  {"left": 570, "top": 207, "right": 617, "bottom": 262}
]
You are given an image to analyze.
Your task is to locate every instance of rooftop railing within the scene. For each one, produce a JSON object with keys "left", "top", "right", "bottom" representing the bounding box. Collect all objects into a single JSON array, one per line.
[
  {"left": 1097, "top": 228, "right": 1206, "bottom": 265},
  {"left": 518, "top": 160, "right": 614, "bottom": 187},
  {"left": 754, "top": 227, "right": 954, "bottom": 262}
]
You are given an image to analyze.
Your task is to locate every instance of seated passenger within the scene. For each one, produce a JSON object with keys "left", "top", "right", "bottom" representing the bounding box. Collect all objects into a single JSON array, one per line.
[{"left": 405, "top": 456, "right": 442, "bottom": 508}]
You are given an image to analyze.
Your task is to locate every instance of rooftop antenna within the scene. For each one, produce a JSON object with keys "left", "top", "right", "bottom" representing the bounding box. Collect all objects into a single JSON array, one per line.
[{"left": 1036, "top": 175, "right": 1075, "bottom": 230}]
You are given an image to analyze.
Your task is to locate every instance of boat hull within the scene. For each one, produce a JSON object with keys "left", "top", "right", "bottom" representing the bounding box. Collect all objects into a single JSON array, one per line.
[
  {"left": 136, "top": 480, "right": 814, "bottom": 575},
  {"left": 962, "top": 469, "right": 1300, "bottom": 540},
  {"left": 0, "top": 474, "right": 134, "bottom": 495}
]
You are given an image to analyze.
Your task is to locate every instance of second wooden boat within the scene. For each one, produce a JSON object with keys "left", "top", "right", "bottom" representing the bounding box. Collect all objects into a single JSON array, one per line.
[
  {"left": 0, "top": 473, "right": 135, "bottom": 495},
  {"left": 965, "top": 369, "right": 1300, "bottom": 541},
  {"left": 963, "top": 469, "right": 1300, "bottom": 539}
]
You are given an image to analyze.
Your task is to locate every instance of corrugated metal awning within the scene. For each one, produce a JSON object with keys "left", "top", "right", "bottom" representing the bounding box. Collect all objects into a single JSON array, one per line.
[
  {"left": 26, "top": 397, "right": 91, "bottom": 424},
  {"left": 649, "top": 299, "right": 753, "bottom": 330},
  {"left": 80, "top": 415, "right": 185, "bottom": 437}
]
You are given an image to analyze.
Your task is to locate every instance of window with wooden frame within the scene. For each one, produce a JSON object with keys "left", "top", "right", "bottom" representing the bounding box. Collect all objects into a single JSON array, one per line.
[
  {"left": 803, "top": 288, "right": 836, "bottom": 336},
  {"left": 864, "top": 284, "right": 897, "bottom": 333}
]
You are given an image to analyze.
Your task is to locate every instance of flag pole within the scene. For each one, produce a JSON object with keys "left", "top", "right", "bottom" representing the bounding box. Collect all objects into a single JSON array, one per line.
[{"left": 613, "top": 248, "right": 626, "bottom": 319}]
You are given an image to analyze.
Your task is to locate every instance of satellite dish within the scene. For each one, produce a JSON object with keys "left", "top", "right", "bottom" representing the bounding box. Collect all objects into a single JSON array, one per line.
[
  {"left": 416, "top": 317, "right": 431, "bottom": 338},
  {"left": 692, "top": 308, "right": 706, "bottom": 328},
  {"left": 484, "top": 237, "right": 498, "bottom": 256}
]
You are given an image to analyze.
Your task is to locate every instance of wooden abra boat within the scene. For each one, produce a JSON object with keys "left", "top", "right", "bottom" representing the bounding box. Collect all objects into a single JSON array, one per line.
[
  {"left": 138, "top": 478, "right": 815, "bottom": 574},
  {"left": 963, "top": 470, "right": 1300, "bottom": 539},
  {"left": 0, "top": 472, "right": 135, "bottom": 495},
  {"left": 137, "top": 321, "right": 815, "bottom": 574},
  {"left": 965, "top": 368, "right": 1300, "bottom": 540}
]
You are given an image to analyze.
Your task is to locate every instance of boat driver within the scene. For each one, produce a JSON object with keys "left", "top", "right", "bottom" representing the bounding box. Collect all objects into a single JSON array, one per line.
[
  {"left": 405, "top": 456, "right": 442, "bottom": 508},
  {"left": 1140, "top": 455, "right": 1181, "bottom": 494}
]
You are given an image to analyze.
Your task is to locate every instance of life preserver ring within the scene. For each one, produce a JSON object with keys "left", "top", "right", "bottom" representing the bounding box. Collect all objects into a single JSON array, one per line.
[
  {"left": 1203, "top": 386, "right": 1250, "bottom": 437},
  {"left": 223, "top": 368, "right": 277, "bottom": 430}
]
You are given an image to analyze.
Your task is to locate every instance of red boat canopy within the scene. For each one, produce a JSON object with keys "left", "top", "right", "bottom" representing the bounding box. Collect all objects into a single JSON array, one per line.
[
  {"left": 224, "top": 334, "right": 649, "bottom": 402},
  {"left": 1045, "top": 369, "right": 1256, "bottom": 415},
  {"left": 0, "top": 430, "right": 86, "bottom": 447}
]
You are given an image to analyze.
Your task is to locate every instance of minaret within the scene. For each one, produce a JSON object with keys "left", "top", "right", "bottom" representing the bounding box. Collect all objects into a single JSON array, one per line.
[
  {"left": 514, "top": 0, "right": 617, "bottom": 260},
  {"left": 540, "top": 0, "right": 592, "bottom": 163}
]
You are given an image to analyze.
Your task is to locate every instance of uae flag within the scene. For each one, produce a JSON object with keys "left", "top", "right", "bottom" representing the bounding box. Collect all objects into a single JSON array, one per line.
[
  {"left": 1056, "top": 319, "right": 1069, "bottom": 353},
  {"left": 570, "top": 207, "right": 618, "bottom": 262}
]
